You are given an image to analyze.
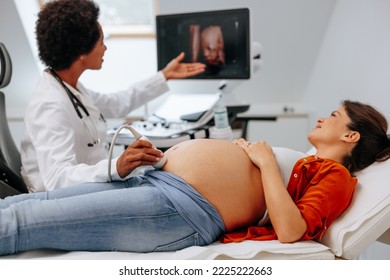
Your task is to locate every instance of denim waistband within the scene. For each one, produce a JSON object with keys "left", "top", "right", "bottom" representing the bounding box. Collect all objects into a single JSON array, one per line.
[{"left": 141, "top": 170, "right": 225, "bottom": 244}]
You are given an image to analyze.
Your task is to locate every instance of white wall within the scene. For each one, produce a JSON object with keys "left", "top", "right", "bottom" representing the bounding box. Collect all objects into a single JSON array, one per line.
[
  {"left": 80, "top": 37, "right": 159, "bottom": 117},
  {"left": 0, "top": 0, "right": 40, "bottom": 118},
  {"left": 303, "top": 0, "right": 390, "bottom": 123},
  {"left": 159, "top": 0, "right": 336, "bottom": 105}
]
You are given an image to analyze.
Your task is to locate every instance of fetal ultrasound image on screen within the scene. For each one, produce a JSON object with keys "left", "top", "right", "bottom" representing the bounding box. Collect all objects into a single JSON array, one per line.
[{"left": 156, "top": 8, "right": 250, "bottom": 79}]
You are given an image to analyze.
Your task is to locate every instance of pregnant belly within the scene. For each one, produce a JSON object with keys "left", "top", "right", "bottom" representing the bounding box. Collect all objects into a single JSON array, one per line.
[{"left": 163, "top": 139, "right": 266, "bottom": 231}]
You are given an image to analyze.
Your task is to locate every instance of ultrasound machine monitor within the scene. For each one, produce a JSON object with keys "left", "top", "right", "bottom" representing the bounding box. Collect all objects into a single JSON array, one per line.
[
  {"left": 110, "top": 9, "right": 252, "bottom": 142},
  {"left": 156, "top": 8, "right": 251, "bottom": 79}
]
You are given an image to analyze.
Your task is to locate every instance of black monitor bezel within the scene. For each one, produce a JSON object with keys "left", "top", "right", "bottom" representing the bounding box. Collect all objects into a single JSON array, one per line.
[{"left": 156, "top": 8, "right": 251, "bottom": 80}]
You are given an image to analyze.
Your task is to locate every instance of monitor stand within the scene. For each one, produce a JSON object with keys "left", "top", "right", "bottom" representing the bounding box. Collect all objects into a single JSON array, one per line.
[{"left": 215, "top": 41, "right": 262, "bottom": 110}]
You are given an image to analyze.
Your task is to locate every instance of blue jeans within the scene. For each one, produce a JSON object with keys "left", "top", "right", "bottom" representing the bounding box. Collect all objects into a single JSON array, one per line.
[{"left": 0, "top": 176, "right": 211, "bottom": 256}]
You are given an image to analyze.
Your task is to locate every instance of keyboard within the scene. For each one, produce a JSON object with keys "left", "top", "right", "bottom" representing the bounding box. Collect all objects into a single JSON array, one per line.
[
  {"left": 107, "top": 121, "right": 210, "bottom": 148},
  {"left": 123, "top": 120, "right": 208, "bottom": 138}
]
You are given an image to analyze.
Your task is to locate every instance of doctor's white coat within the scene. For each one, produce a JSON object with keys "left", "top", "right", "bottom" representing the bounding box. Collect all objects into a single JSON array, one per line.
[{"left": 21, "top": 71, "right": 169, "bottom": 192}]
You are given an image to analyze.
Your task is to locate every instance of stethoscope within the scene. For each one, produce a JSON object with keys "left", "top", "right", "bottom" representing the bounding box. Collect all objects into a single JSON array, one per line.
[{"left": 48, "top": 68, "right": 105, "bottom": 147}]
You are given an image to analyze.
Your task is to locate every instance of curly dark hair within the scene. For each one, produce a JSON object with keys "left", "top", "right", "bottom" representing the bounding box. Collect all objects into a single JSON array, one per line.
[
  {"left": 342, "top": 100, "right": 390, "bottom": 174},
  {"left": 36, "top": 0, "right": 100, "bottom": 70}
]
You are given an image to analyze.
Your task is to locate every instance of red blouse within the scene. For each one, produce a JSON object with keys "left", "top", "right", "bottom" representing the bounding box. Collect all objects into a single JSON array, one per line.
[{"left": 221, "top": 156, "right": 357, "bottom": 243}]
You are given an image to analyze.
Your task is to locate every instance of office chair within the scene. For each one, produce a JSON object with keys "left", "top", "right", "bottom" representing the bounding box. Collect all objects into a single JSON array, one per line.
[{"left": 0, "top": 42, "right": 28, "bottom": 198}]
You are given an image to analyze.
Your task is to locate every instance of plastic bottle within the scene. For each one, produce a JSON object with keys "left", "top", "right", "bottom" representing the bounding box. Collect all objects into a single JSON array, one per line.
[
  {"left": 213, "top": 105, "right": 229, "bottom": 129},
  {"left": 210, "top": 105, "right": 233, "bottom": 140}
]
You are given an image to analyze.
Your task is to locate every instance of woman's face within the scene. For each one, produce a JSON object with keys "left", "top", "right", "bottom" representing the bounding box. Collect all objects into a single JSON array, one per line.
[
  {"left": 308, "top": 106, "right": 353, "bottom": 147},
  {"left": 82, "top": 23, "right": 107, "bottom": 70}
]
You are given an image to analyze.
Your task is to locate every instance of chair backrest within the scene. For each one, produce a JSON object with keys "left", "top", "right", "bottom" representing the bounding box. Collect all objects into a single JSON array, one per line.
[
  {"left": 0, "top": 43, "right": 12, "bottom": 89},
  {"left": 0, "top": 42, "right": 28, "bottom": 196}
]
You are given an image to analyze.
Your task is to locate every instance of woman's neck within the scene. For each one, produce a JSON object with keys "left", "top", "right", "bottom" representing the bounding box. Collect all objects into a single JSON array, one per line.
[
  {"left": 54, "top": 67, "right": 83, "bottom": 89},
  {"left": 315, "top": 144, "right": 352, "bottom": 163}
]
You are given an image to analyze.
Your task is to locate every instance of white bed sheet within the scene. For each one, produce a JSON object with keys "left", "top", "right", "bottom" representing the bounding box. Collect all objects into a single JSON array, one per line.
[{"left": 1, "top": 240, "right": 334, "bottom": 260}]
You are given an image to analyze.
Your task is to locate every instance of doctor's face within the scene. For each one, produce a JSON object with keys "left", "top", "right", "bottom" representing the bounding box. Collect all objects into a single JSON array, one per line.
[{"left": 82, "top": 23, "right": 107, "bottom": 70}]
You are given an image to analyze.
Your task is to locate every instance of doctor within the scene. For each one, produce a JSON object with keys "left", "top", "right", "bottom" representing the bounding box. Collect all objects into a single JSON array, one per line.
[{"left": 20, "top": 0, "right": 205, "bottom": 192}]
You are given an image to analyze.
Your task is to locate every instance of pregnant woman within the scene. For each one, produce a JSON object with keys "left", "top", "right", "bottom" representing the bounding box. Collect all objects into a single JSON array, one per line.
[{"left": 0, "top": 100, "right": 389, "bottom": 256}]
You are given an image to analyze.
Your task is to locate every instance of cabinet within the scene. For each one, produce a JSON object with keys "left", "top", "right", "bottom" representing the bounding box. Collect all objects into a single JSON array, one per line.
[
  {"left": 246, "top": 116, "right": 310, "bottom": 152},
  {"left": 236, "top": 104, "right": 311, "bottom": 152}
]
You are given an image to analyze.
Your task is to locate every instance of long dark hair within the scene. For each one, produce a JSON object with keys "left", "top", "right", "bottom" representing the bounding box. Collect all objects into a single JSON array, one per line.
[{"left": 342, "top": 100, "right": 390, "bottom": 174}]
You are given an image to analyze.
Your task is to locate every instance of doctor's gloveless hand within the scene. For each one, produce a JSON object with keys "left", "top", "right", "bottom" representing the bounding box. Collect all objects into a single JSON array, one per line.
[
  {"left": 116, "top": 139, "right": 164, "bottom": 178},
  {"left": 162, "top": 52, "right": 206, "bottom": 80}
]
